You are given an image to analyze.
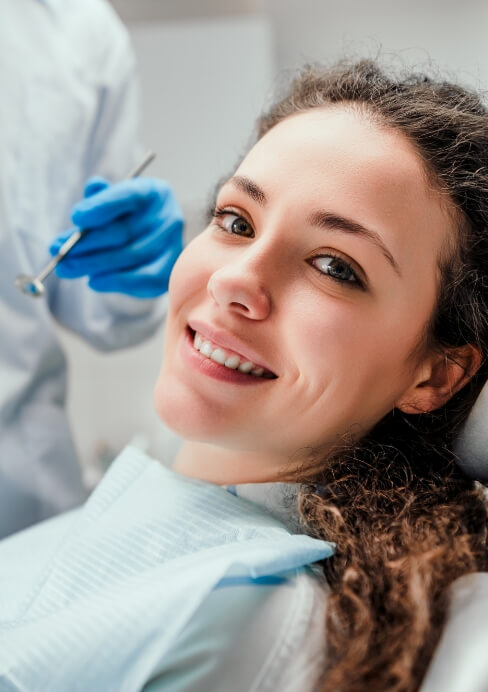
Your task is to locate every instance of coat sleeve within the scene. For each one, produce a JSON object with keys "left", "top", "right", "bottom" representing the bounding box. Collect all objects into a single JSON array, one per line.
[{"left": 46, "top": 0, "right": 167, "bottom": 350}]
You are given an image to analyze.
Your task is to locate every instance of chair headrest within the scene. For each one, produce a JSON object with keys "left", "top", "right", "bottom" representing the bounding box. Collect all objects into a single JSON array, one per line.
[{"left": 454, "top": 382, "right": 488, "bottom": 484}]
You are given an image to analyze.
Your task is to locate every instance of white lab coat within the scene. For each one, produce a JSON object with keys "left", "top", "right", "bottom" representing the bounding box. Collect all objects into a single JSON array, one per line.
[{"left": 0, "top": 0, "right": 167, "bottom": 538}]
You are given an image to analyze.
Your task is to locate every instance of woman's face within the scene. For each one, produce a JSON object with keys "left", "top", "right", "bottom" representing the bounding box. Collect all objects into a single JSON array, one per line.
[{"left": 155, "top": 107, "right": 454, "bottom": 471}]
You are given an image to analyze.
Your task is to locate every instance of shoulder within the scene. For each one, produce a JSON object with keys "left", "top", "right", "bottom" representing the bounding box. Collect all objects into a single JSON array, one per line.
[
  {"left": 146, "top": 566, "right": 329, "bottom": 692},
  {"left": 43, "top": 0, "right": 125, "bottom": 31},
  {"left": 43, "top": 0, "right": 134, "bottom": 78}
]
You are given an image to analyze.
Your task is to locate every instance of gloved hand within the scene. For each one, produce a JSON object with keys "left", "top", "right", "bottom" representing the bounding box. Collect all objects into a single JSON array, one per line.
[{"left": 49, "top": 177, "right": 184, "bottom": 298}]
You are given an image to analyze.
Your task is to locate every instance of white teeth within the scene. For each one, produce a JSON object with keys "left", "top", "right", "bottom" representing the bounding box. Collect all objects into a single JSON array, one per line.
[
  {"left": 238, "top": 361, "right": 254, "bottom": 374},
  {"left": 200, "top": 341, "right": 213, "bottom": 357},
  {"left": 190, "top": 329, "right": 274, "bottom": 378},
  {"left": 210, "top": 348, "right": 227, "bottom": 365},
  {"left": 224, "top": 355, "right": 240, "bottom": 369}
]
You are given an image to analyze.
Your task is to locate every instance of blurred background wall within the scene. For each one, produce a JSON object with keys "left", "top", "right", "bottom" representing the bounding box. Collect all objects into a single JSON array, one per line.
[{"left": 57, "top": 0, "right": 488, "bottom": 484}]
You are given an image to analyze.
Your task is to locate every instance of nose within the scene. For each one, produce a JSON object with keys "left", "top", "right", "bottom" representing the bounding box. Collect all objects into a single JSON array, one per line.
[{"left": 207, "top": 258, "right": 272, "bottom": 320}]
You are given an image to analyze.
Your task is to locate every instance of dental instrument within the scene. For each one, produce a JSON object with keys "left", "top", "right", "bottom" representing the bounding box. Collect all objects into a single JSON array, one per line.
[{"left": 14, "top": 151, "right": 156, "bottom": 298}]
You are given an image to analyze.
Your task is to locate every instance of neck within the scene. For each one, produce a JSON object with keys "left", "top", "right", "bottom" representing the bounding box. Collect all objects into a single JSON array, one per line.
[{"left": 172, "top": 440, "right": 292, "bottom": 485}]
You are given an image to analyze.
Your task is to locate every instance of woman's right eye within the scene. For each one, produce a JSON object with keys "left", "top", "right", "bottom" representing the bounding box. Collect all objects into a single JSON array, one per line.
[{"left": 213, "top": 208, "right": 255, "bottom": 238}]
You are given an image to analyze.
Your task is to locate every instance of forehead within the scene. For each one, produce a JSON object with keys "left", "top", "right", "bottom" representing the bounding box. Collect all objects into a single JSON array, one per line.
[
  {"left": 242, "top": 107, "right": 429, "bottom": 198},
  {"left": 234, "top": 107, "right": 454, "bottom": 275}
]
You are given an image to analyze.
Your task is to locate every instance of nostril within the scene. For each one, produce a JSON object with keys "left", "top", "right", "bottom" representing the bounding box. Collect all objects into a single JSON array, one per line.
[{"left": 230, "top": 302, "right": 250, "bottom": 313}]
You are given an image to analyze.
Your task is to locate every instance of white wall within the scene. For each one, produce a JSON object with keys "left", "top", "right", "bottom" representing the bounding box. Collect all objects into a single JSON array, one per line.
[
  {"left": 262, "top": 0, "right": 488, "bottom": 87},
  {"left": 108, "top": 0, "right": 488, "bottom": 87},
  {"left": 130, "top": 15, "right": 274, "bottom": 212}
]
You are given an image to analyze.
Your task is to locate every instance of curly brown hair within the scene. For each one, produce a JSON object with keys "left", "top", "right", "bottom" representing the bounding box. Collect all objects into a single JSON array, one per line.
[{"left": 257, "top": 60, "right": 488, "bottom": 691}]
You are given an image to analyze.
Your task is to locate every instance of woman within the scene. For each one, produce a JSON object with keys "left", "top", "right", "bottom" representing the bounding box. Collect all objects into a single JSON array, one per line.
[{"left": 1, "top": 59, "right": 487, "bottom": 692}]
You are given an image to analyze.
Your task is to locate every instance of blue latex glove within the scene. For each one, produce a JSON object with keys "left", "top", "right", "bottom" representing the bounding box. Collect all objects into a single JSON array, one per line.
[{"left": 49, "top": 177, "right": 184, "bottom": 298}]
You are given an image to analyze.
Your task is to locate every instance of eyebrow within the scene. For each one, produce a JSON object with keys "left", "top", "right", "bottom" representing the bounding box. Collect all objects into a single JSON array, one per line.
[
  {"left": 226, "top": 175, "right": 402, "bottom": 277},
  {"left": 307, "top": 210, "right": 402, "bottom": 277},
  {"left": 227, "top": 175, "right": 267, "bottom": 206}
]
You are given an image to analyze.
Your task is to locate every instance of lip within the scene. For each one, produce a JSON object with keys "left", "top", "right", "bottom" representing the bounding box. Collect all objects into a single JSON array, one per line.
[
  {"left": 187, "top": 319, "right": 277, "bottom": 376},
  {"left": 180, "top": 327, "right": 275, "bottom": 385}
]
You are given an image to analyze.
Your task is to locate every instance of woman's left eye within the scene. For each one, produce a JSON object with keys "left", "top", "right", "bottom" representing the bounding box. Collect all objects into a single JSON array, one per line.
[
  {"left": 310, "top": 255, "right": 363, "bottom": 288},
  {"left": 213, "top": 209, "right": 254, "bottom": 238}
]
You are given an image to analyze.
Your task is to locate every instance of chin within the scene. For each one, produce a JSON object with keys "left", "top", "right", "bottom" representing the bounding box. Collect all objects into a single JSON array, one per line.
[{"left": 153, "top": 375, "right": 224, "bottom": 442}]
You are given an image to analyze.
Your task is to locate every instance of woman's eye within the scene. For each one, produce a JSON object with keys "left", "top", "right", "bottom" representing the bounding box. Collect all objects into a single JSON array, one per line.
[
  {"left": 213, "top": 209, "right": 254, "bottom": 238},
  {"left": 311, "top": 255, "right": 363, "bottom": 288}
]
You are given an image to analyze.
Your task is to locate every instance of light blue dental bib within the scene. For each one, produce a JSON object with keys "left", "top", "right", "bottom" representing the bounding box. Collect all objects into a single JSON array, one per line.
[{"left": 0, "top": 446, "right": 333, "bottom": 692}]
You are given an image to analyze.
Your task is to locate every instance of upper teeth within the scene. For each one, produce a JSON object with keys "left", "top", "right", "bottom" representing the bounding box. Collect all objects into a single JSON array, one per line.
[{"left": 192, "top": 331, "right": 272, "bottom": 378}]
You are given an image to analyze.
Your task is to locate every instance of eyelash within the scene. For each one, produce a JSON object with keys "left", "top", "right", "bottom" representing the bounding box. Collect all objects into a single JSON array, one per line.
[
  {"left": 212, "top": 206, "right": 365, "bottom": 289},
  {"left": 213, "top": 206, "right": 254, "bottom": 237}
]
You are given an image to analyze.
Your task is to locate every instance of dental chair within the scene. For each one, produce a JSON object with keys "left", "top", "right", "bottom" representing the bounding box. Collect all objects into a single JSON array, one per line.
[{"left": 421, "top": 382, "right": 488, "bottom": 691}]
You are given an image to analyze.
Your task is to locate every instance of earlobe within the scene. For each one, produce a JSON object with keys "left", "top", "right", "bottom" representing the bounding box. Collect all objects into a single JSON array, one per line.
[{"left": 396, "top": 345, "right": 483, "bottom": 415}]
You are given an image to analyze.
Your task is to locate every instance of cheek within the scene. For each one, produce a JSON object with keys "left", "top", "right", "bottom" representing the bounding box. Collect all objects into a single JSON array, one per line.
[
  {"left": 291, "top": 296, "right": 420, "bottom": 391},
  {"left": 168, "top": 235, "right": 212, "bottom": 310},
  {"left": 290, "top": 297, "right": 368, "bottom": 366}
]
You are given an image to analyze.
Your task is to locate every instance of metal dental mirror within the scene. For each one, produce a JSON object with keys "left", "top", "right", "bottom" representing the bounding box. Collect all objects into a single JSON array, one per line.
[{"left": 14, "top": 151, "right": 156, "bottom": 298}]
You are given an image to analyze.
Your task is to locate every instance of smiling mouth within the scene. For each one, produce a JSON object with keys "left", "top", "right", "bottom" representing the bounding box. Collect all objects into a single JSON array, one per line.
[{"left": 187, "top": 327, "right": 277, "bottom": 379}]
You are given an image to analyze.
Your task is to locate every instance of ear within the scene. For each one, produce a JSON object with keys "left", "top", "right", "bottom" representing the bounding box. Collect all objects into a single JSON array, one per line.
[{"left": 395, "top": 345, "right": 483, "bottom": 414}]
